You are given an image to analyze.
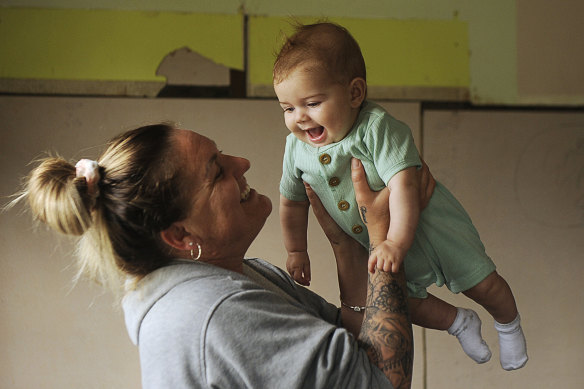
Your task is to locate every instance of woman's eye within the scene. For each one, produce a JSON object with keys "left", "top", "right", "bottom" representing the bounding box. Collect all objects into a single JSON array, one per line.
[{"left": 215, "top": 165, "right": 223, "bottom": 180}]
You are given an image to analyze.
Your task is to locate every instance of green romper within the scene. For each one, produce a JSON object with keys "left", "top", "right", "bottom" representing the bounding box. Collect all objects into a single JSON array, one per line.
[{"left": 280, "top": 101, "right": 496, "bottom": 298}]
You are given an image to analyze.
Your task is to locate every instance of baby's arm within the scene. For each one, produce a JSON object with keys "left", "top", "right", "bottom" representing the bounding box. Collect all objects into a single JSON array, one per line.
[
  {"left": 368, "top": 167, "right": 421, "bottom": 273},
  {"left": 280, "top": 195, "right": 312, "bottom": 286}
]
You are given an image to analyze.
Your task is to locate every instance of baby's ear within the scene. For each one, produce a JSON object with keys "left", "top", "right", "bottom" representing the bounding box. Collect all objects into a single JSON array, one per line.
[{"left": 349, "top": 77, "right": 367, "bottom": 108}]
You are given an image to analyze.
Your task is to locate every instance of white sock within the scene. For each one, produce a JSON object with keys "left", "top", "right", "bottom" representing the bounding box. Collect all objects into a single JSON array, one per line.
[
  {"left": 447, "top": 308, "right": 492, "bottom": 363},
  {"left": 495, "top": 314, "right": 528, "bottom": 370}
]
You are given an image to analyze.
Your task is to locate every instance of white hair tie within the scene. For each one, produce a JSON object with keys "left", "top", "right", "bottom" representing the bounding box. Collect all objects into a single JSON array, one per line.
[{"left": 75, "top": 159, "right": 101, "bottom": 198}]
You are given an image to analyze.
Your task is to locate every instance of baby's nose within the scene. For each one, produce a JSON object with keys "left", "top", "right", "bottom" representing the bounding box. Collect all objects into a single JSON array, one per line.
[{"left": 295, "top": 108, "right": 308, "bottom": 123}]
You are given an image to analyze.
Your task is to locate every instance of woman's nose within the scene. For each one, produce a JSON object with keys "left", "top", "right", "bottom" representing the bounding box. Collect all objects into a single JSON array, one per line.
[{"left": 229, "top": 155, "right": 250, "bottom": 176}]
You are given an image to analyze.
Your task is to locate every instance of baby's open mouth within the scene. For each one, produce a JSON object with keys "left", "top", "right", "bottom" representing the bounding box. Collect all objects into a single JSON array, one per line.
[{"left": 307, "top": 127, "right": 325, "bottom": 142}]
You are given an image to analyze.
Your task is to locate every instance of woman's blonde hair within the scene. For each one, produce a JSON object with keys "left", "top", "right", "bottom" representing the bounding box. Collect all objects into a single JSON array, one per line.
[{"left": 22, "top": 124, "right": 190, "bottom": 292}]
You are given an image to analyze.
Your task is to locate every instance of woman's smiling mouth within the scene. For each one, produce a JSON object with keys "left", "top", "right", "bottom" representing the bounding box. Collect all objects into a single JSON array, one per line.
[{"left": 240, "top": 184, "right": 251, "bottom": 202}]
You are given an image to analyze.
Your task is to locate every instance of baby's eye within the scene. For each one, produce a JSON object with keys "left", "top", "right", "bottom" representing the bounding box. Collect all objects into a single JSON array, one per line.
[
  {"left": 307, "top": 102, "right": 320, "bottom": 108},
  {"left": 283, "top": 107, "right": 294, "bottom": 113}
]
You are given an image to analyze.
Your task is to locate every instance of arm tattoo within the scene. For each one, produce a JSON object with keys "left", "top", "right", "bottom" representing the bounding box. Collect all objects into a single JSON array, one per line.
[
  {"left": 358, "top": 270, "right": 413, "bottom": 389},
  {"left": 360, "top": 206, "right": 368, "bottom": 224}
]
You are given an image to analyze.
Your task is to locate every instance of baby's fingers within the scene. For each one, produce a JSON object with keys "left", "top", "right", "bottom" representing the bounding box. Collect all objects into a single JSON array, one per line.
[
  {"left": 303, "top": 263, "right": 311, "bottom": 285},
  {"left": 290, "top": 266, "right": 310, "bottom": 286},
  {"left": 288, "top": 266, "right": 302, "bottom": 282},
  {"left": 390, "top": 261, "right": 400, "bottom": 274},
  {"left": 381, "top": 260, "right": 393, "bottom": 273},
  {"left": 367, "top": 254, "right": 378, "bottom": 273}
]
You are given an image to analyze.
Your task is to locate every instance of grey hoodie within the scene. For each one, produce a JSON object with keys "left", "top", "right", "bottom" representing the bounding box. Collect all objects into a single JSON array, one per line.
[{"left": 123, "top": 258, "right": 392, "bottom": 389}]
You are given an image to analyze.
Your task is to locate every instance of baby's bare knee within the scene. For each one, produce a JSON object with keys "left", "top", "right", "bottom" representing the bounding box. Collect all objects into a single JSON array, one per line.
[{"left": 464, "top": 271, "right": 504, "bottom": 300}]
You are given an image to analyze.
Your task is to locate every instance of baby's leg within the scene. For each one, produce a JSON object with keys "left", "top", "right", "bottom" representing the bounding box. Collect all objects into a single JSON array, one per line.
[
  {"left": 462, "top": 271, "right": 517, "bottom": 323},
  {"left": 463, "top": 271, "right": 528, "bottom": 370},
  {"left": 410, "top": 294, "right": 491, "bottom": 364},
  {"left": 409, "top": 294, "right": 456, "bottom": 330}
]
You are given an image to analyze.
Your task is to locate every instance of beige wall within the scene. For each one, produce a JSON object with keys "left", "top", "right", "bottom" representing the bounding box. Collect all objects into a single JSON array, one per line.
[
  {"left": 517, "top": 0, "right": 584, "bottom": 104},
  {"left": 1, "top": 97, "right": 583, "bottom": 388},
  {"left": 422, "top": 109, "right": 584, "bottom": 388}
]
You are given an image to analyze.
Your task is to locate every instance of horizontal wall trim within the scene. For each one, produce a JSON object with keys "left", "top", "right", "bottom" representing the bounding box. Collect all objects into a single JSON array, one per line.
[
  {"left": 251, "top": 84, "right": 470, "bottom": 103},
  {"left": 0, "top": 78, "right": 164, "bottom": 97}
]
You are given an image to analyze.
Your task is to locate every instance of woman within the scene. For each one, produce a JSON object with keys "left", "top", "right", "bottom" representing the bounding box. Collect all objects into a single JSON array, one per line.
[{"left": 22, "top": 124, "right": 434, "bottom": 389}]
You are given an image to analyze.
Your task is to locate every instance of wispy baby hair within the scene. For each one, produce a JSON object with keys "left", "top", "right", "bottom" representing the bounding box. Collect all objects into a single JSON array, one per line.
[{"left": 273, "top": 21, "right": 366, "bottom": 85}]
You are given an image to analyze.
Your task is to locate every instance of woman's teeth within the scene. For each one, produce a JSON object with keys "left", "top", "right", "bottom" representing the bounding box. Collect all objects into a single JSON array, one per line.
[{"left": 240, "top": 184, "right": 251, "bottom": 202}]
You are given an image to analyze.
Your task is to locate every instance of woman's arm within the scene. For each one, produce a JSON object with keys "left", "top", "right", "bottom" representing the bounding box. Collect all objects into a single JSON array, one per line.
[
  {"left": 303, "top": 158, "right": 434, "bottom": 388},
  {"left": 302, "top": 182, "right": 367, "bottom": 337},
  {"left": 304, "top": 160, "right": 413, "bottom": 389},
  {"left": 359, "top": 268, "right": 412, "bottom": 389},
  {"left": 351, "top": 158, "right": 414, "bottom": 389}
]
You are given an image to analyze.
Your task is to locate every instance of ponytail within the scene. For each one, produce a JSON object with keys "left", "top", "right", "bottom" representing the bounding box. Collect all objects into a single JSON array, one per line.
[
  {"left": 27, "top": 156, "right": 95, "bottom": 236},
  {"left": 18, "top": 124, "right": 188, "bottom": 293}
]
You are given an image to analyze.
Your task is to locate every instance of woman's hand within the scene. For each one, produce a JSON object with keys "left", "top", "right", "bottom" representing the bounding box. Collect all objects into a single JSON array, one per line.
[{"left": 303, "top": 182, "right": 356, "bottom": 249}]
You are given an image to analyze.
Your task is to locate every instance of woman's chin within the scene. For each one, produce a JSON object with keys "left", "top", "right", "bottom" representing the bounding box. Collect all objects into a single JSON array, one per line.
[
  {"left": 258, "top": 193, "right": 273, "bottom": 217},
  {"left": 245, "top": 189, "right": 273, "bottom": 218}
]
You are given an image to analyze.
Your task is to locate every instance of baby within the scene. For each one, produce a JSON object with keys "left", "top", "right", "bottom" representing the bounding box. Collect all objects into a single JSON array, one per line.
[{"left": 274, "top": 22, "right": 527, "bottom": 370}]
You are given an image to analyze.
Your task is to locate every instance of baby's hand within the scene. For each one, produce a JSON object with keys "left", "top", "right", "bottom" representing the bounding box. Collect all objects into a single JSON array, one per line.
[
  {"left": 368, "top": 241, "right": 407, "bottom": 274},
  {"left": 286, "top": 252, "right": 311, "bottom": 286}
]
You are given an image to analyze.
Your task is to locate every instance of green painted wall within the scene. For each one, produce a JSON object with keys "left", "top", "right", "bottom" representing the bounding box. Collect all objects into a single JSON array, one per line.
[
  {"left": 0, "top": 8, "right": 243, "bottom": 81},
  {"left": 249, "top": 16, "right": 469, "bottom": 89},
  {"left": 3, "top": 1, "right": 577, "bottom": 105}
]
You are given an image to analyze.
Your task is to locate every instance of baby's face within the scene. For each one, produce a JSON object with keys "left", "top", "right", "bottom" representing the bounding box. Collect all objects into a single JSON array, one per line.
[{"left": 274, "top": 67, "right": 359, "bottom": 147}]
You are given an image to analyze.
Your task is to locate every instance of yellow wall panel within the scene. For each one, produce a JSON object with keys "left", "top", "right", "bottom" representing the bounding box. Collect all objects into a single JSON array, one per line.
[
  {"left": 0, "top": 8, "right": 243, "bottom": 81},
  {"left": 249, "top": 16, "right": 469, "bottom": 89}
]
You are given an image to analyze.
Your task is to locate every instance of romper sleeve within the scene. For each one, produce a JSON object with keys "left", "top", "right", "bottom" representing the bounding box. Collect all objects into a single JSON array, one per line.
[
  {"left": 364, "top": 113, "right": 421, "bottom": 185},
  {"left": 203, "top": 288, "right": 394, "bottom": 389},
  {"left": 280, "top": 134, "right": 309, "bottom": 201}
]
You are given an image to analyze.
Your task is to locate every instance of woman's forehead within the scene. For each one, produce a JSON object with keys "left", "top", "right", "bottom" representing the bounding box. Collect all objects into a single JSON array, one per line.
[
  {"left": 174, "top": 129, "right": 219, "bottom": 178},
  {"left": 175, "top": 129, "right": 216, "bottom": 154}
]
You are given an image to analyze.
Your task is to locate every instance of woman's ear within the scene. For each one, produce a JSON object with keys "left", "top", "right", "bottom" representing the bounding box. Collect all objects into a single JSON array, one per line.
[
  {"left": 160, "top": 222, "right": 194, "bottom": 251},
  {"left": 349, "top": 77, "right": 367, "bottom": 108}
]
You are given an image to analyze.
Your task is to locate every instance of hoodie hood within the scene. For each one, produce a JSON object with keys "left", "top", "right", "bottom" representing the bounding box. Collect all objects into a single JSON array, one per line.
[
  {"left": 122, "top": 261, "right": 218, "bottom": 345},
  {"left": 122, "top": 257, "right": 317, "bottom": 346}
]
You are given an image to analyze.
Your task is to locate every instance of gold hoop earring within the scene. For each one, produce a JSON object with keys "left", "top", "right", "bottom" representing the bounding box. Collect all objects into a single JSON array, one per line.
[{"left": 189, "top": 242, "right": 202, "bottom": 261}]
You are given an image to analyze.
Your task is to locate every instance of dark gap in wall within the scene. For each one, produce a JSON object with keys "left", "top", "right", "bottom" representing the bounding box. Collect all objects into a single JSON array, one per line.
[
  {"left": 156, "top": 69, "right": 246, "bottom": 98},
  {"left": 155, "top": 15, "right": 248, "bottom": 99}
]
